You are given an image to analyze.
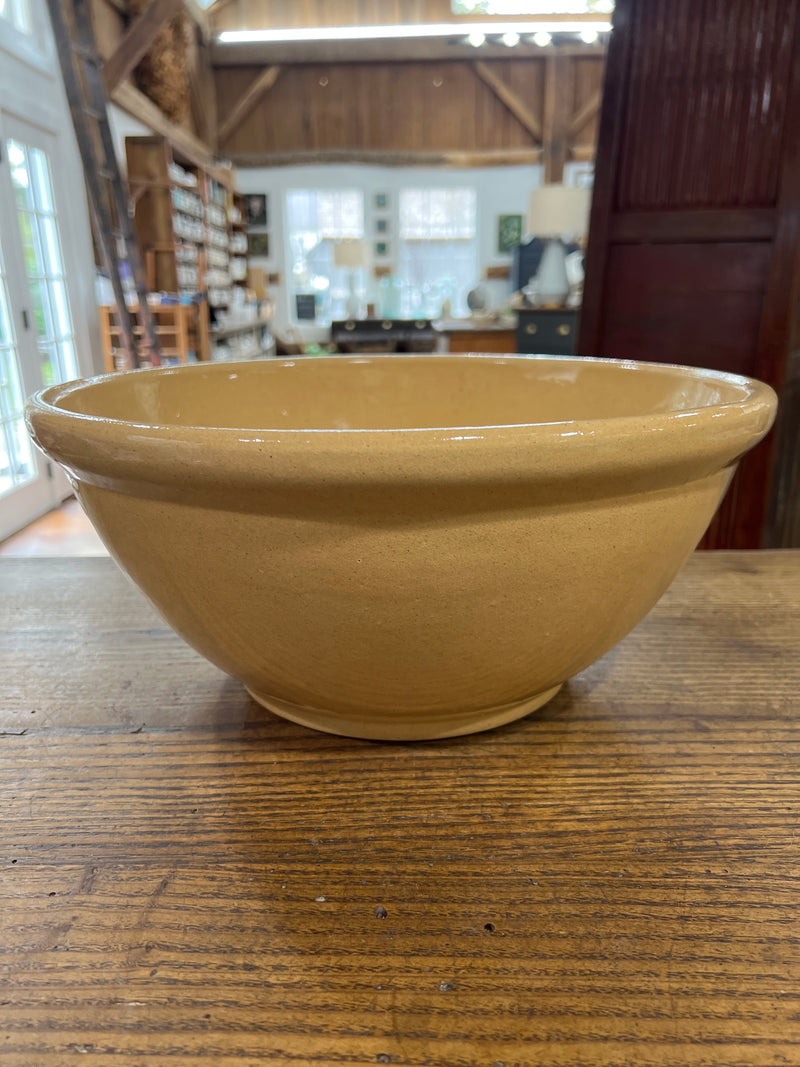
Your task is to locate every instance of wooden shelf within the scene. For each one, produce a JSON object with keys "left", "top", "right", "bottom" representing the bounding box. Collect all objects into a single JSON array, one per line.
[
  {"left": 210, "top": 313, "right": 273, "bottom": 339},
  {"left": 99, "top": 302, "right": 211, "bottom": 372}
]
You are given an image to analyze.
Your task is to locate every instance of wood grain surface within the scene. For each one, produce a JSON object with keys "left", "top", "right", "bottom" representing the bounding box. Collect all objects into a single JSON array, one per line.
[
  {"left": 579, "top": 0, "right": 800, "bottom": 550},
  {"left": 1, "top": 553, "right": 799, "bottom": 1065}
]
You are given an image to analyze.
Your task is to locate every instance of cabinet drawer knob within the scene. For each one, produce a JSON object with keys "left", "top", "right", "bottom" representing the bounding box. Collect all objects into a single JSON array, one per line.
[
  {"left": 525, "top": 323, "right": 538, "bottom": 335},
  {"left": 382, "top": 320, "right": 393, "bottom": 330},
  {"left": 557, "top": 323, "right": 571, "bottom": 337},
  {"left": 344, "top": 321, "right": 356, "bottom": 331}
]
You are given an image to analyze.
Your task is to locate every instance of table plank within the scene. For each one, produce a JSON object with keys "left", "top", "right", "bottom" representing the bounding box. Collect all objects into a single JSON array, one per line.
[{"left": 1, "top": 552, "right": 799, "bottom": 1065}]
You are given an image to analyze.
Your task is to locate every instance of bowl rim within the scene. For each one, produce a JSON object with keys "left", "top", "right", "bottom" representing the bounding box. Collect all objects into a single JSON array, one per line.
[{"left": 25, "top": 353, "right": 778, "bottom": 492}]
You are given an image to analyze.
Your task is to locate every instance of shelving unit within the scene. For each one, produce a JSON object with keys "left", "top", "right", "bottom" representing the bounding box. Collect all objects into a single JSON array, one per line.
[
  {"left": 124, "top": 136, "right": 247, "bottom": 312},
  {"left": 228, "top": 192, "right": 249, "bottom": 293},
  {"left": 99, "top": 304, "right": 210, "bottom": 372},
  {"left": 91, "top": 136, "right": 278, "bottom": 372},
  {"left": 208, "top": 302, "right": 276, "bottom": 361}
]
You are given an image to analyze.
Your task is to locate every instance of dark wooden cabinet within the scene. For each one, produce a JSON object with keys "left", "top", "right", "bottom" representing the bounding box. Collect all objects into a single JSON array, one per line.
[
  {"left": 331, "top": 319, "right": 436, "bottom": 353},
  {"left": 580, "top": 0, "right": 800, "bottom": 548},
  {"left": 516, "top": 309, "right": 579, "bottom": 355}
]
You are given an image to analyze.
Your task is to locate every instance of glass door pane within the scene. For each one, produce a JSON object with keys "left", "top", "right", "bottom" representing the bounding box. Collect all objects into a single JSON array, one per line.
[
  {"left": 0, "top": 0, "right": 32, "bottom": 35},
  {"left": 0, "top": 115, "right": 85, "bottom": 540},
  {"left": 0, "top": 237, "right": 35, "bottom": 499},
  {"left": 7, "top": 139, "right": 79, "bottom": 387}
]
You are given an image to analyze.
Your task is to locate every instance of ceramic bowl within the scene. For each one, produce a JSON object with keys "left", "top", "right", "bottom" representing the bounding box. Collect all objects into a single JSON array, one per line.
[{"left": 26, "top": 355, "right": 776, "bottom": 741}]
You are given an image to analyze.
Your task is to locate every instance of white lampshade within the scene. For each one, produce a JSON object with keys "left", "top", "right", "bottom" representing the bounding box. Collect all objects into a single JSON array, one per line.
[
  {"left": 333, "top": 239, "right": 369, "bottom": 269},
  {"left": 526, "top": 185, "right": 591, "bottom": 239}
]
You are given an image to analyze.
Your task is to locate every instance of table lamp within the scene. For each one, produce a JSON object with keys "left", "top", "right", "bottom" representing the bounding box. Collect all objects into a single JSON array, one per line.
[
  {"left": 333, "top": 239, "right": 370, "bottom": 318},
  {"left": 525, "top": 185, "right": 590, "bottom": 307}
]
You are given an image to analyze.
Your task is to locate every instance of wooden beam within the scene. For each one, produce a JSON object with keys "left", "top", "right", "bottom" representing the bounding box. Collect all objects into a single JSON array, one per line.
[
  {"left": 102, "top": 0, "right": 184, "bottom": 93},
  {"left": 218, "top": 65, "right": 281, "bottom": 145},
  {"left": 211, "top": 39, "right": 605, "bottom": 65},
  {"left": 183, "top": 0, "right": 210, "bottom": 42},
  {"left": 227, "top": 147, "right": 544, "bottom": 168},
  {"left": 543, "top": 54, "right": 571, "bottom": 182},
  {"left": 473, "top": 60, "right": 542, "bottom": 143},
  {"left": 111, "top": 79, "right": 216, "bottom": 166},
  {"left": 186, "top": 25, "right": 218, "bottom": 148},
  {"left": 569, "top": 89, "right": 602, "bottom": 137}
]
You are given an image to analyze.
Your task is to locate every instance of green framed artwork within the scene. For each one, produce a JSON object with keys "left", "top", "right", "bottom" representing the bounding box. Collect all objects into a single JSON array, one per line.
[
  {"left": 497, "top": 214, "right": 523, "bottom": 254},
  {"left": 247, "top": 232, "right": 270, "bottom": 257}
]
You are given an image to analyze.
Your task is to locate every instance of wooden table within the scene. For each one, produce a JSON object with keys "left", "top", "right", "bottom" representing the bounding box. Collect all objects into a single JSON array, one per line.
[{"left": 1, "top": 552, "right": 799, "bottom": 1065}]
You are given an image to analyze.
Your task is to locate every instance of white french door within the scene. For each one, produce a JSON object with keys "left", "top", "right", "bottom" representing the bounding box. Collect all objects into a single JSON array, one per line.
[{"left": 0, "top": 115, "right": 81, "bottom": 540}]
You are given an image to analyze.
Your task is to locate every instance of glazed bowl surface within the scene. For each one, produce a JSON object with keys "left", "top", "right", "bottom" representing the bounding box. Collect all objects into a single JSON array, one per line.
[{"left": 25, "top": 354, "right": 776, "bottom": 740}]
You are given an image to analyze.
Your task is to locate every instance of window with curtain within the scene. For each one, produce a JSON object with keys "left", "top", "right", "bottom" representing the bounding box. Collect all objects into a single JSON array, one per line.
[
  {"left": 398, "top": 188, "right": 478, "bottom": 319},
  {"left": 286, "top": 189, "right": 365, "bottom": 324}
]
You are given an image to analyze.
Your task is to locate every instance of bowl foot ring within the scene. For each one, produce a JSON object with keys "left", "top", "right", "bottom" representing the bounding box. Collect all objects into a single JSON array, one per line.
[{"left": 245, "top": 683, "right": 563, "bottom": 741}]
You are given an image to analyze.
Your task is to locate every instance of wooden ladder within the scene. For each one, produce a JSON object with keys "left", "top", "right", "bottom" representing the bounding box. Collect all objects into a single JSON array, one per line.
[{"left": 44, "top": 0, "right": 161, "bottom": 369}]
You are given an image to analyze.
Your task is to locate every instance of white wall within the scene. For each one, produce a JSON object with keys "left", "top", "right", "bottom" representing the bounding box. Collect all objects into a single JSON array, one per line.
[{"left": 236, "top": 162, "right": 544, "bottom": 341}]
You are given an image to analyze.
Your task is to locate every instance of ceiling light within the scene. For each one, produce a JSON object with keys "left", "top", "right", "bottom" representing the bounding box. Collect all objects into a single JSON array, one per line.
[
  {"left": 580, "top": 28, "right": 599, "bottom": 43},
  {"left": 467, "top": 31, "right": 486, "bottom": 47},
  {"left": 502, "top": 30, "right": 520, "bottom": 46},
  {"left": 217, "top": 22, "right": 611, "bottom": 45},
  {"left": 533, "top": 30, "right": 552, "bottom": 47}
]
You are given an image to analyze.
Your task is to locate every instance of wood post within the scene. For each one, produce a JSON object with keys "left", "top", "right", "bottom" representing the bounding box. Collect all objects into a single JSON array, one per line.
[{"left": 543, "top": 55, "right": 571, "bottom": 183}]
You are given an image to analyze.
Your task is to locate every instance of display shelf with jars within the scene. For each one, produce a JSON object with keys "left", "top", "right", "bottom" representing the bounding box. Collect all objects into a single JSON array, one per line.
[
  {"left": 124, "top": 136, "right": 252, "bottom": 314},
  {"left": 228, "top": 192, "right": 249, "bottom": 293}
]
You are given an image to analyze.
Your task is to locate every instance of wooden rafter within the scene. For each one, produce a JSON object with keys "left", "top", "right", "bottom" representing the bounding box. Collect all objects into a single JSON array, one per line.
[
  {"left": 569, "top": 89, "right": 602, "bottom": 136},
  {"left": 182, "top": 0, "right": 211, "bottom": 42},
  {"left": 111, "top": 80, "right": 215, "bottom": 165},
  {"left": 226, "top": 147, "right": 546, "bottom": 168},
  {"left": 472, "top": 60, "right": 542, "bottom": 144},
  {"left": 218, "top": 65, "right": 282, "bottom": 144},
  {"left": 102, "top": 0, "right": 184, "bottom": 93}
]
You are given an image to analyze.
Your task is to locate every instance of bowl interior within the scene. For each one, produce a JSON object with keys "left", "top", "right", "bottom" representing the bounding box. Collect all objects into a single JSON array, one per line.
[{"left": 54, "top": 355, "right": 757, "bottom": 432}]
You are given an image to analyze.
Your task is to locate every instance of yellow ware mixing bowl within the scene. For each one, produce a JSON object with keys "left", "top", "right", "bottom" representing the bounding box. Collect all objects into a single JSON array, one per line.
[{"left": 26, "top": 355, "right": 776, "bottom": 740}]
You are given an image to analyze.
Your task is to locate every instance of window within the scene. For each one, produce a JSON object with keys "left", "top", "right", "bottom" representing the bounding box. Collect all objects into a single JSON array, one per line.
[
  {"left": 398, "top": 188, "right": 477, "bottom": 318},
  {"left": 0, "top": 239, "right": 35, "bottom": 498},
  {"left": 286, "top": 189, "right": 365, "bottom": 324},
  {"left": 7, "top": 139, "right": 79, "bottom": 388},
  {"left": 0, "top": 0, "right": 31, "bottom": 34}
]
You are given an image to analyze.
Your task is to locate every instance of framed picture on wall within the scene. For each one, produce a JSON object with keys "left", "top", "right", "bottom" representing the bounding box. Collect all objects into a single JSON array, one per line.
[
  {"left": 497, "top": 214, "right": 523, "bottom": 254},
  {"left": 248, "top": 232, "right": 270, "bottom": 257},
  {"left": 376, "top": 218, "right": 388, "bottom": 234},
  {"left": 245, "top": 194, "right": 268, "bottom": 227},
  {"left": 375, "top": 241, "right": 389, "bottom": 257},
  {"left": 295, "top": 294, "right": 317, "bottom": 320},
  {"left": 375, "top": 192, "right": 389, "bottom": 210}
]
